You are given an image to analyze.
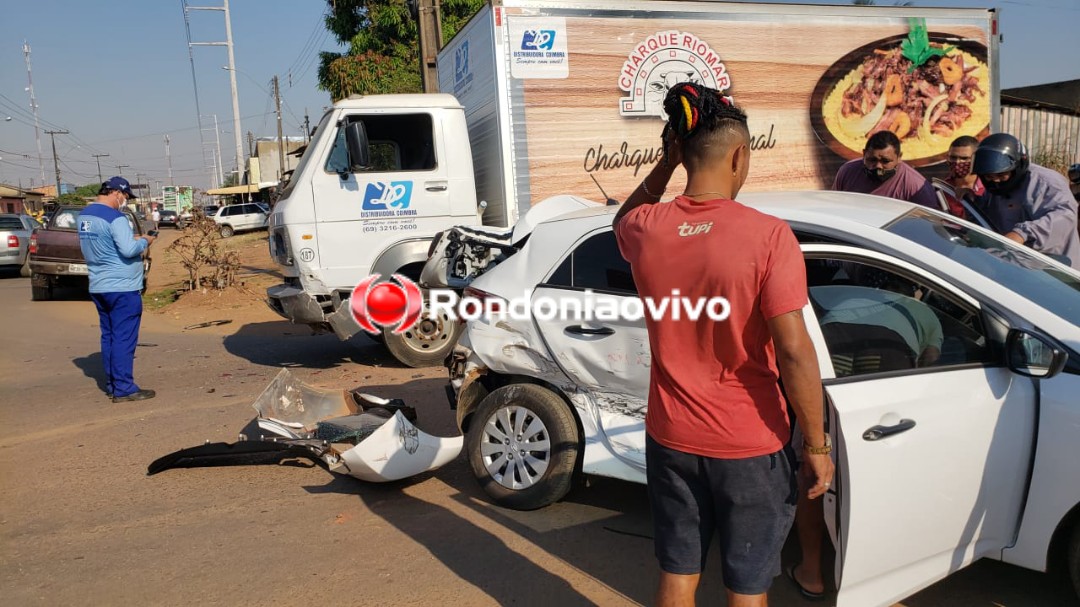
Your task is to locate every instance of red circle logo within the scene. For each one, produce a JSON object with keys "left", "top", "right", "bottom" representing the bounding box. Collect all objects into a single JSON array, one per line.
[{"left": 349, "top": 274, "right": 423, "bottom": 334}]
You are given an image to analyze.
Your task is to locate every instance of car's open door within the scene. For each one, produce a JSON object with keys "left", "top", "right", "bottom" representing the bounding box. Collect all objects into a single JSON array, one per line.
[{"left": 799, "top": 245, "right": 1038, "bottom": 607}]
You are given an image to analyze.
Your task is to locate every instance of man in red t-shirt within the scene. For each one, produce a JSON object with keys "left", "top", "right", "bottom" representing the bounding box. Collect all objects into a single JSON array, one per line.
[{"left": 614, "top": 83, "right": 833, "bottom": 607}]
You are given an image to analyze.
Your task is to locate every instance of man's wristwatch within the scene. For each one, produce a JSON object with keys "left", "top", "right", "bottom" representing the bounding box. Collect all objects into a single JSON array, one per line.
[{"left": 804, "top": 435, "right": 832, "bottom": 455}]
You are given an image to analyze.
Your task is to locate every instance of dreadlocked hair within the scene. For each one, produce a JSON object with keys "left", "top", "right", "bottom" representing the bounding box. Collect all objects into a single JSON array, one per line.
[{"left": 662, "top": 82, "right": 747, "bottom": 141}]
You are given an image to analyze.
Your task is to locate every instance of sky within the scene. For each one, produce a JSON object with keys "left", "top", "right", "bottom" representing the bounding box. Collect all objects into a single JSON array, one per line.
[{"left": 1, "top": 0, "right": 1078, "bottom": 195}]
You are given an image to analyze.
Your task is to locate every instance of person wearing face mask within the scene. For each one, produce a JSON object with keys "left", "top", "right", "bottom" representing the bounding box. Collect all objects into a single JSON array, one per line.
[
  {"left": 78, "top": 177, "right": 157, "bottom": 402},
  {"left": 932, "top": 135, "right": 985, "bottom": 220},
  {"left": 971, "top": 133, "right": 1080, "bottom": 270},
  {"left": 832, "top": 130, "right": 940, "bottom": 209}
]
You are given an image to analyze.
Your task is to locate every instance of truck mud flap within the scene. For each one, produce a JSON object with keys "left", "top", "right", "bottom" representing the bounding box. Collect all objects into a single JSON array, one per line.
[{"left": 148, "top": 369, "right": 462, "bottom": 483}]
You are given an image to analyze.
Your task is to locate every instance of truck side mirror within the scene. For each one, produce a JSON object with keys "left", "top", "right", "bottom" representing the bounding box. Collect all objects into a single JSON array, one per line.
[
  {"left": 1006, "top": 329, "right": 1067, "bottom": 378},
  {"left": 344, "top": 121, "right": 371, "bottom": 176}
]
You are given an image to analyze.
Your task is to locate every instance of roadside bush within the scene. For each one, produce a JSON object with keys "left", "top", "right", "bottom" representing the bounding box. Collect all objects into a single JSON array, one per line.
[{"left": 167, "top": 216, "right": 241, "bottom": 291}]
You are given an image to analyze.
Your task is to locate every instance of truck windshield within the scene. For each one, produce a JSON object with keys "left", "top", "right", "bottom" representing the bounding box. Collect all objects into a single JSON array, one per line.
[
  {"left": 279, "top": 110, "right": 333, "bottom": 201},
  {"left": 885, "top": 209, "right": 1080, "bottom": 326}
]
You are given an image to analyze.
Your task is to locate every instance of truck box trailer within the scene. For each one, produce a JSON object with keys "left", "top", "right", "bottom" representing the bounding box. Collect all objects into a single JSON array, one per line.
[{"left": 267, "top": 0, "right": 999, "bottom": 366}]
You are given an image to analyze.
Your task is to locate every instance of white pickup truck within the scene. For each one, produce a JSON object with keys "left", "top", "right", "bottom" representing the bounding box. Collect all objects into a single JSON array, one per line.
[{"left": 266, "top": 0, "right": 1000, "bottom": 367}]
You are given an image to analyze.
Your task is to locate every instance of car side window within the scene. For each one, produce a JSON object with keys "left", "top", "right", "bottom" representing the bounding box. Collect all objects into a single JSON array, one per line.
[
  {"left": 242, "top": 204, "right": 259, "bottom": 214},
  {"left": 324, "top": 113, "right": 435, "bottom": 174},
  {"left": 544, "top": 230, "right": 637, "bottom": 295},
  {"left": 805, "top": 257, "right": 992, "bottom": 378}
]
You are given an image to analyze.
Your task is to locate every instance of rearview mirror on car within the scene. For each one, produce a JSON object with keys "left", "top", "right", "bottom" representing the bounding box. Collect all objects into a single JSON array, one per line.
[{"left": 1006, "top": 329, "right": 1067, "bottom": 378}]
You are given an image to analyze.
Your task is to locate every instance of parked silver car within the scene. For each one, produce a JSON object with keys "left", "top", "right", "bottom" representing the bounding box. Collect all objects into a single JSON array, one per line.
[{"left": 0, "top": 214, "right": 42, "bottom": 277}]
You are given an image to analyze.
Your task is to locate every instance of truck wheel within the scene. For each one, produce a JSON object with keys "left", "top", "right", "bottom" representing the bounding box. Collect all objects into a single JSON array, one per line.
[
  {"left": 1069, "top": 524, "right": 1080, "bottom": 601},
  {"left": 219, "top": 225, "right": 234, "bottom": 238},
  {"left": 381, "top": 294, "right": 463, "bottom": 367},
  {"left": 466, "top": 384, "right": 580, "bottom": 511}
]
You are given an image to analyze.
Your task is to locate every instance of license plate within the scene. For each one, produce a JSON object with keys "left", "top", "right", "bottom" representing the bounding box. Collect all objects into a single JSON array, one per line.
[{"left": 68, "top": 263, "right": 88, "bottom": 274}]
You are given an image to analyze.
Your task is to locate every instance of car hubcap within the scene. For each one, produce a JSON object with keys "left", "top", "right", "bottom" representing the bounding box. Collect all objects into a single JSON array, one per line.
[{"left": 480, "top": 405, "right": 551, "bottom": 490}]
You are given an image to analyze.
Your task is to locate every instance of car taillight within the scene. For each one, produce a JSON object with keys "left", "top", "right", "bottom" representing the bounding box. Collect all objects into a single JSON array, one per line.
[
  {"left": 7, "top": 235, "right": 18, "bottom": 248},
  {"left": 462, "top": 286, "right": 506, "bottom": 317},
  {"left": 28, "top": 234, "right": 37, "bottom": 254}
]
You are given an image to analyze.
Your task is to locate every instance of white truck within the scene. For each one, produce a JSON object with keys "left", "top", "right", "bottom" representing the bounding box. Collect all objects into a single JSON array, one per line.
[{"left": 266, "top": 0, "right": 1000, "bottom": 367}]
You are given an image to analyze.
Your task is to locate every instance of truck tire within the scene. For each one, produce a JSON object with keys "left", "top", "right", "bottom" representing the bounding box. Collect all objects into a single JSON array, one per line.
[
  {"left": 1069, "top": 524, "right": 1080, "bottom": 601},
  {"left": 381, "top": 293, "right": 463, "bottom": 367},
  {"left": 466, "top": 384, "right": 580, "bottom": 511},
  {"left": 219, "top": 224, "right": 234, "bottom": 238}
]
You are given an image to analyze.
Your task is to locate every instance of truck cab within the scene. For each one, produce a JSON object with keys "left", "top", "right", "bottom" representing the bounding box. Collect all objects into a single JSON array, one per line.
[{"left": 267, "top": 94, "right": 485, "bottom": 366}]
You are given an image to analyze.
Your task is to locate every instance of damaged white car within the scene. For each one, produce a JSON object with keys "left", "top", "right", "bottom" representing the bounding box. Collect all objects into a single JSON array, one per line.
[{"left": 433, "top": 192, "right": 1080, "bottom": 606}]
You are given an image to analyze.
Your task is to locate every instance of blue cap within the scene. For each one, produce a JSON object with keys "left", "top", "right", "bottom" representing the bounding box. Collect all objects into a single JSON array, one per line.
[{"left": 103, "top": 176, "right": 135, "bottom": 199}]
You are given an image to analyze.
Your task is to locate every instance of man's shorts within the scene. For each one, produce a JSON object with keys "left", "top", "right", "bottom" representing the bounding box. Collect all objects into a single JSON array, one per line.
[{"left": 645, "top": 434, "right": 798, "bottom": 595}]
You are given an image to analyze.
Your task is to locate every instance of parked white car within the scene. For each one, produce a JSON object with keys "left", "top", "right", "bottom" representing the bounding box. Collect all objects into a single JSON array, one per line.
[
  {"left": 435, "top": 192, "right": 1080, "bottom": 607},
  {"left": 212, "top": 203, "right": 269, "bottom": 237}
]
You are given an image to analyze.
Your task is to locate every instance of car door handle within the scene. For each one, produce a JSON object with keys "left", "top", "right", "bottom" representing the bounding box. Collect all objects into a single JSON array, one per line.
[
  {"left": 426, "top": 183, "right": 448, "bottom": 192},
  {"left": 565, "top": 325, "right": 615, "bottom": 336},
  {"left": 862, "top": 419, "right": 916, "bottom": 441}
]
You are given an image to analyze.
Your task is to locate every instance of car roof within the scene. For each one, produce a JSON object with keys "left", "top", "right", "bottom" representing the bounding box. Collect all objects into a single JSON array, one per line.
[{"left": 543, "top": 191, "right": 913, "bottom": 231}]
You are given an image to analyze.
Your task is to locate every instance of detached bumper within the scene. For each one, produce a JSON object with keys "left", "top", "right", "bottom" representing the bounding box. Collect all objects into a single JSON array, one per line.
[
  {"left": 266, "top": 282, "right": 364, "bottom": 341},
  {"left": 266, "top": 283, "right": 327, "bottom": 324}
]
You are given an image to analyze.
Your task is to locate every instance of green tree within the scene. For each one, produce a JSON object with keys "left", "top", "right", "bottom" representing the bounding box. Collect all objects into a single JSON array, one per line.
[
  {"left": 57, "top": 183, "right": 102, "bottom": 205},
  {"left": 317, "top": 0, "right": 483, "bottom": 101}
]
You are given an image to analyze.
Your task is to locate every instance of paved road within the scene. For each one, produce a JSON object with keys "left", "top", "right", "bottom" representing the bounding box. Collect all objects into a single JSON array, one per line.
[{"left": 0, "top": 274, "right": 1074, "bottom": 606}]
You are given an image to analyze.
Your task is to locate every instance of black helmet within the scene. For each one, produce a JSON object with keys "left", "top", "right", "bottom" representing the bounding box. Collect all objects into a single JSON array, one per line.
[{"left": 973, "top": 133, "right": 1029, "bottom": 193}]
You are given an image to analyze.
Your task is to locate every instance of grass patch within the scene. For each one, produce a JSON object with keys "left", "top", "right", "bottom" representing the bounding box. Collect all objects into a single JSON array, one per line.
[{"left": 144, "top": 288, "right": 179, "bottom": 310}]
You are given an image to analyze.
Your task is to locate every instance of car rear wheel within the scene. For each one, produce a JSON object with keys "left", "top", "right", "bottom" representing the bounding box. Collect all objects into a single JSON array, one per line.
[
  {"left": 219, "top": 224, "right": 234, "bottom": 238},
  {"left": 466, "top": 384, "right": 580, "bottom": 510},
  {"left": 382, "top": 292, "right": 463, "bottom": 367}
]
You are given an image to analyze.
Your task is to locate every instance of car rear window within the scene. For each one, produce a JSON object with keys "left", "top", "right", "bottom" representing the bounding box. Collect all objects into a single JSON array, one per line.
[
  {"left": 52, "top": 210, "right": 80, "bottom": 229},
  {"left": 0, "top": 217, "right": 24, "bottom": 229}
]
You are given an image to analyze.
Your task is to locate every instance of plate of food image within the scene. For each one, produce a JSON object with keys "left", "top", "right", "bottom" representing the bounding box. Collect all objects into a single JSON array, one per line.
[{"left": 810, "top": 20, "right": 991, "bottom": 167}]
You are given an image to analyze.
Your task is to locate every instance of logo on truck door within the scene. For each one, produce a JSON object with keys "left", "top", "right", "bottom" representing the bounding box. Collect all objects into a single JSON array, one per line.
[
  {"left": 521, "top": 30, "right": 557, "bottom": 51},
  {"left": 618, "top": 31, "right": 733, "bottom": 118},
  {"left": 361, "top": 181, "right": 418, "bottom": 218}
]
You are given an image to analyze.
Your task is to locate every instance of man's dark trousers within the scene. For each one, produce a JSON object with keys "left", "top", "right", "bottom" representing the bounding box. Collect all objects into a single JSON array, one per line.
[{"left": 90, "top": 291, "right": 142, "bottom": 398}]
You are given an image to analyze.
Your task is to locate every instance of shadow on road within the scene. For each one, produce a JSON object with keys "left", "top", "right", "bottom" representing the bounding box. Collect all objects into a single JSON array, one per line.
[
  {"left": 72, "top": 351, "right": 110, "bottom": 394},
  {"left": 222, "top": 321, "right": 410, "bottom": 370}
]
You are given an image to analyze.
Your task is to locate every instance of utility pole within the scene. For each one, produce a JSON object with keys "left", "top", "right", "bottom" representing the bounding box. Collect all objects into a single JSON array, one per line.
[
  {"left": 213, "top": 114, "right": 224, "bottom": 186},
  {"left": 44, "top": 129, "right": 68, "bottom": 200},
  {"left": 304, "top": 109, "right": 311, "bottom": 143},
  {"left": 186, "top": 0, "right": 245, "bottom": 188},
  {"left": 92, "top": 153, "right": 110, "bottom": 183},
  {"left": 116, "top": 164, "right": 129, "bottom": 176},
  {"left": 414, "top": 0, "right": 444, "bottom": 93},
  {"left": 273, "top": 75, "right": 285, "bottom": 181},
  {"left": 164, "top": 135, "right": 174, "bottom": 186},
  {"left": 23, "top": 42, "right": 47, "bottom": 183}
]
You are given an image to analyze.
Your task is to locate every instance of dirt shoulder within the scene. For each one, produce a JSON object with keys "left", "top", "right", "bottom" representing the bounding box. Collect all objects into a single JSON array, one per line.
[{"left": 143, "top": 227, "right": 284, "bottom": 333}]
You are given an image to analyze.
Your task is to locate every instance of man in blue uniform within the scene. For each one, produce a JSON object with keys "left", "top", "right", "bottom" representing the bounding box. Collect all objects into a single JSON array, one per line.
[{"left": 78, "top": 176, "right": 157, "bottom": 402}]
